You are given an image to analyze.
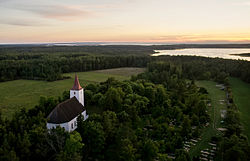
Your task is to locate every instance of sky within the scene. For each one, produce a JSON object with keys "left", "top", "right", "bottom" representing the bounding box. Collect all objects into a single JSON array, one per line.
[{"left": 0, "top": 0, "right": 250, "bottom": 44}]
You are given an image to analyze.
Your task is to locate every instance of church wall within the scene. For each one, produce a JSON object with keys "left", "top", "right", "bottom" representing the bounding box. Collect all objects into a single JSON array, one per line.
[
  {"left": 47, "top": 122, "right": 69, "bottom": 131},
  {"left": 67, "top": 118, "right": 77, "bottom": 132},
  {"left": 47, "top": 110, "right": 88, "bottom": 132},
  {"left": 82, "top": 110, "right": 88, "bottom": 120},
  {"left": 70, "top": 89, "right": 84, "bottom": 106}
]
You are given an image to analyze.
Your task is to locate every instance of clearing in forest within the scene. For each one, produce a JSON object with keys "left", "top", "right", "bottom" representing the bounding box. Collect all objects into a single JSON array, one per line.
[
  {"left": 0, "top": 67, "right": 145, "bottom": 118},
  {"left": 229, "top": 77, "right": 250, "bottom": 140},
  {"left": 189, "top": 81, "right": 227, "bottom": 158}
]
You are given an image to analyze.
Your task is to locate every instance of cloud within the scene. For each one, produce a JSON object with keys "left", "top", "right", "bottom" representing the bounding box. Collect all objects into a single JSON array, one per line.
[
  {"left": 0, "top": 18, "right": 47, "bottom": 26},
  {"left": 0, "top": 1, "right": 124, "bottom": 22},
  {"left": 1, "top": 3, "right": 90, "bottom": 21},
  {"left": 17, "top": 5, "right": 90, "bottom": 21}
]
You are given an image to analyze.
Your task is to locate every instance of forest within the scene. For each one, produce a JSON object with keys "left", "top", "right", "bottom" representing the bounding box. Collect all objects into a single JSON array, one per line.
[
  {"left": 0, "top": 45, "right": 250, "bottom": 161},
  {"left": 0, "top": 45, "right": 250, "bottom": 83},
  {"left": 0, "top": 63, "right": 209, "bottom": 161},
  {"left": 0, "top": 61, "right": 249, "bottom": 160}
]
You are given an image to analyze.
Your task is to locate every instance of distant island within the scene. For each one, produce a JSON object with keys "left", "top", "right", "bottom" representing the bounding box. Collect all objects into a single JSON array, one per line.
[{"left": 230, "top": 53, "right": 250, "bottom": 57}]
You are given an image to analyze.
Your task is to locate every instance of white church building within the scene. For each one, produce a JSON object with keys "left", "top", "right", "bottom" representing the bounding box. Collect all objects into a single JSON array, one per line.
[{"left": 47, "top": 74, "right": 88, "bottom": 132}]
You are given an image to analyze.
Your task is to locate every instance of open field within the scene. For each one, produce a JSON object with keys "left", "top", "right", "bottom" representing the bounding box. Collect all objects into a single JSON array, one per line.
[
  {"left": 94, "top": 67, "right": 146, "bottom": 77},
  {"left": 229, "top": 77, "right": 250, "bottom": 140},
  {"left": 0, "top": 67, "right": 145, "bottom": 118},
  {"left": 189, "top": 81, "right": 227, "bottom": 158}
]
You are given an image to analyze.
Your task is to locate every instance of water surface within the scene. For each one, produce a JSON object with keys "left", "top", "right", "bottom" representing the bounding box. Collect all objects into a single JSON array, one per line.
[{"left": 153, "top": 48, "right": 250, "bottom": 61}]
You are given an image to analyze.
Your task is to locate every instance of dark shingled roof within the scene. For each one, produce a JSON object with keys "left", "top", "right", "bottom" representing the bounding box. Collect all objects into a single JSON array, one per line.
[{"left": 47, "top": 97, "right": 85, "bottom": 124}]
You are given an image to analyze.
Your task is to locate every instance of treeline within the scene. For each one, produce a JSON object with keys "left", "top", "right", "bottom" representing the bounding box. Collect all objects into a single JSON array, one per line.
[
  {"left": 0, "top": 45, "right": 153, "bottom": 81},
  {"left": 0, "top": 55, "right": 150, "bottom": 81},
  {"left": 1, "top": 46, "right": 250, "bottom": 84},
  {"left": 148, "top": 56, "right": 250, "bottom": 84},
  {"left": 0, "top": 45, "right": 155, "bottom": 57},
  {"left": 0, "top": 72, "right": 209, "bottom": 161}
]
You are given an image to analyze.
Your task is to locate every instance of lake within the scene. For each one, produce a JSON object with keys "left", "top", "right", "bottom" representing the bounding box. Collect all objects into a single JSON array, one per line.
[{"left": 152, "top": 48, "right": 250, "bottom": 61}]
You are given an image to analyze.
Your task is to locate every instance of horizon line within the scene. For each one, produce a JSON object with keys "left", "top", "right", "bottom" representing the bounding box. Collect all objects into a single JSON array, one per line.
[{"left": 1, "top": 41, "right": 250, "bottom": 46}]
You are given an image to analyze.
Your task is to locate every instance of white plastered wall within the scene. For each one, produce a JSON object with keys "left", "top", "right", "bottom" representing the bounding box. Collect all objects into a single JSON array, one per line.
[{"left": 47, "top": 110, "right": 88, "bottom": 132}]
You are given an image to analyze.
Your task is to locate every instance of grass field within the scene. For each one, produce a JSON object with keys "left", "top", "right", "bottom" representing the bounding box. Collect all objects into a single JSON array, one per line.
[
  {"left": 189, "top": 81, "right": 227, "bottom": 158},
  {"left": 229, "top": 77, "right": 250, "bottom": 140},
  {"left": 0, "top": 67, "right": 145, "bottom": 118}
]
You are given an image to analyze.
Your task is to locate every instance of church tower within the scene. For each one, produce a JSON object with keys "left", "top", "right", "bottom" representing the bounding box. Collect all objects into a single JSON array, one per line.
[{"left": 70, "top": 74, "right": 84, "bottom": 106}]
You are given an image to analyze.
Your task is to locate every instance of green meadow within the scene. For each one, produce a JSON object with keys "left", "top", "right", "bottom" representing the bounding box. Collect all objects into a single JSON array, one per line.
[
  {"left": 0, "top": 67, "right": 145, "bottom": 118},
  {"left": 229, "top": 77, "right": 250, "bottom": 140},
  {"left": 189, "top": 81, "right": 227, "bottom": 158}
]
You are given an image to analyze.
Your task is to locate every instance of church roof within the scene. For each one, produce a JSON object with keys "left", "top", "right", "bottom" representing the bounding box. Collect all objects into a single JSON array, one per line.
[
  {"left": 71, "top": 74, "right": 82, "bottom": 90},
  {"left": 47, "top": 97, "right": 85, "bottom": 124}
]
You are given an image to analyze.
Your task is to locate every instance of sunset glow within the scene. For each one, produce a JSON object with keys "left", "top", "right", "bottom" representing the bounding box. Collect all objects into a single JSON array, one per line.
[{"left": 1, "top": 0, "right": 250, "bottom": 44}]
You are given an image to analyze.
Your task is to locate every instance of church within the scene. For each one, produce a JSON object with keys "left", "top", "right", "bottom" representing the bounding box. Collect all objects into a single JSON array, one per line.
[{"left": 46, "top": 74, "right": 88, "bottom": 132}]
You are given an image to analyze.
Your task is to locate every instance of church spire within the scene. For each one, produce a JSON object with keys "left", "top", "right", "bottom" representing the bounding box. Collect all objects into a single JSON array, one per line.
[{"left": 71, "top": 74, "right": 82, "bottom": 90}]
